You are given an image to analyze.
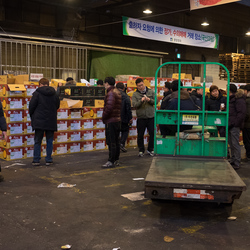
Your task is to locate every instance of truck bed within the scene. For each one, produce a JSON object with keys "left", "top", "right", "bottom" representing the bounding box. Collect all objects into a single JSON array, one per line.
[{"left": 145, "top": 156, "right": 246, "bottom": 203}]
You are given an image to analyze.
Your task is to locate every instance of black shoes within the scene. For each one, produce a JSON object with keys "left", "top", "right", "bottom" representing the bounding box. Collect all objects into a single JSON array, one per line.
[
  {"left": 46, "top": 162, "right": 53, "bottom": 166},
  {"left": 32, "top": 161, "right": 40, "bottom": 166},
  {"left": 120, "top": 144, "right": 127, "bottom": 153},
  {"left": 102, "top": 161, "right": 115, "bottom": 168}
]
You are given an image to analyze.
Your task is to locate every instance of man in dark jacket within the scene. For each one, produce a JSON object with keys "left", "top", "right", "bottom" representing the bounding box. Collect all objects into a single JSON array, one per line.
[
  {"left": 102, "top": 77, "right": 122, "bottom": 168},
  {"left": 205, "top": 85, "right": 227, "bottom": 137},
  {"left": 160, "top": 81, "right": 172, "bottom": 136},
  {"left": 0, "top": 101, "right": 7, "bottom": 182},
  {"left": 166, "top": 80, "right": 197, "bottom": 134},
  {"left": 243, "top": 84, "right": 250, "bottom": 161},
  {"left": 228, "top": 84, "right": 246, "bottom": 169},
  {"left": 190, "top": 87, "right": 203, "bottom": 109},
  {"left": 29, "top": 78, "right": 60, "bottom": 166},
  {"left": 116, "top": 82, "right": 132, "bottom": 153}
]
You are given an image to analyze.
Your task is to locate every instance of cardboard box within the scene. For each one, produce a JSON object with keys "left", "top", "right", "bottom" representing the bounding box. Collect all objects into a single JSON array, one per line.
[
  {"left": 57, "top": 120, "right": 69, "bottom": 131},
  {"left": 1, "top": 135, "right": 24, "bottom": 148},
  {"left": 127, "top": 136, "right": 137, "bottom": 147},
  {"left": 54, "top": 132, "right": 69, "bottom": 143},
  {"left": 0, "top": 84, "right": 26, "bottom": 97},
  {"left": 131, "top": 117, "right": 137, "bottom": 127},
  {"left": 24, "top": 122, "right": 33, "bottom": 134},
  {"left": 41, "top": 145, "right": 55, "bottom": 157},
  {"left": 95, "top": 140, "right": 107, "bottom": 150},
  {"left": 24, "top": 110, "right": 31, "bottom": 122},
  {"left": 127, "top": 80, "right": 136, "bottom": 87},
  {"left": 24, "top": 134, "right": 35, "bottom": 146},
  {"left": 157, "top": 87, "right": 165, "bottom": 97},
  {"left": 24, "top": 146, "right": 34, "bottom": 158},
  {"left": 93, "top": 119, "right": 104, "bottom": 129},
  {"left": 1, "top": 147, "right": 24, "bottom": 160},
  {"left": 1, "top": 97, "right": 24, "bottom": 110},
  {"left": 94, "top": 129, "right": 105, "bottom": 140},
  {"left": 70, "top": 120, "right": 82, "bottom": 131},
  {"left": 57, "top": 108, "right": 69, "bottom": 120},
  {"left": 129, "top": 127, "right": 137, "bottom": 137},
  {"left": 7, "top": 122, "right": 23, "bottom": 135},
  {"left": 53, "top": 143, "right": 68, "bottom": 155},
  {"left": 4, "top": 110, "right": 24, "bottom": 123},
  {"left": 82, "top": 141, "right": 94, "bottom": 152},
  {"left": 94, "top": 99, "right": 104, "bottom": 108},
  {"left": 24, "top": 85, "right": 38, "bottom": 97},
  {"left": 0, "top": 75, "right": 16, "bottom": 85},
  {"left": 69, "top": 131, "right": 82, "bottom": 142},
  {"left": 127, "top": 87, "right": 136, "bottom": 97},
  {"left": 50, "top": 79, "right": 66, "bottom": 88},
  {"left": 68, "top": 142, "right": 81, "bottom": 153},
  {"left": 15, "top": 75, "right": 29, "bottom": 84},
  {"left": 82, "top": 130, "right": 94, "bottom": 141},
  {"left": 24, "top": 97, "right": 31, "bottom": 110},
  {"left": 82, "top": 119, "right": 95, "bottom": 130},
  {"left": 172, "top": 73, "right": 186, "bottom": 79},
  {"left": 69, "top": 109, "right": 82, "bottom": 119},
  {"left": 83, "top": 107, "right": 103, "bottom": 119},
  {"left": 23, "top": 81, "right": 39, "bottom": 85}
]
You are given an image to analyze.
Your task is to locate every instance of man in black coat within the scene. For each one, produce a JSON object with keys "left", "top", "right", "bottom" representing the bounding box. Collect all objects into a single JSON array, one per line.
[
  {"left": 29, "top": 78, "right": 60, "bottom": 166},
  {"left": 0, "top": 101, "right": 7, "bottom": 182},
  {"left": 116, "top": 82, "right": 132, "bottom": 152},
  {"left": 228, "top": 84, "right": 246, "bottom": 169},
  {"left": 205, "top": 85, "right": 227, "bottom": 137}
]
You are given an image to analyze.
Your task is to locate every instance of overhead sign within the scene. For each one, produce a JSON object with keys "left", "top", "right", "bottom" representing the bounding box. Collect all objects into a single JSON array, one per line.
[
  {"left": 123, "top": 17, "right": 219, "bottom": 49},
  {"left": 190, "top": 0, "right": 240, "bottom": 10}
]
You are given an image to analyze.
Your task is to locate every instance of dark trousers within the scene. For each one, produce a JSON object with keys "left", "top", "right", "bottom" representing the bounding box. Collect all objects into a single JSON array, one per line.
[
  {"left": 34, "top": 129, "right": 54, "bottom": 163},
  {"left": 137, "top": 118, "right": 154, "bottom": 153},
  {"left": 243, "top": 128, "right": 250, "bottom": 158},
  {"left": 120, "top": 122, "right": 129, "bottom": 146},
  {"left": 105, "top": 122, "right": 121, "bottom": 163}
]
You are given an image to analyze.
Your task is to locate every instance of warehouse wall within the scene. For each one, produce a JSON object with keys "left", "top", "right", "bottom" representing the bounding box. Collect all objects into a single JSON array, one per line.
[{"left": 89, "top": 51, "right": 160, "bottom": 80}]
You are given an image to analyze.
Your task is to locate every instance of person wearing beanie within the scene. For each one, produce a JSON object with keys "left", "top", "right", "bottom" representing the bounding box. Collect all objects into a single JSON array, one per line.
[
  {"left": 243, "top": 84, "right": 250, "bottom": 162},
  {"left": 228, "top": 83, "right": 246, "bottom": 169},
  {"left": 205, "top": 84, "right": 227, "bottom": 137},
  {"left": 132, "top": 78, "right": 155, "bottom": 157}
]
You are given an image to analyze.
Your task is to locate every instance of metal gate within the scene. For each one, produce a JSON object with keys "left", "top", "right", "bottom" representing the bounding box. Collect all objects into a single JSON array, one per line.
[{"left": 0, "top": 38, "right": 87, "bottom": 81}]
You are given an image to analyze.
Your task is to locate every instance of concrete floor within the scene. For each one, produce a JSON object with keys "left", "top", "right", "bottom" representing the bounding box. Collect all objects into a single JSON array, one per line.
[{"left": 0, "top": 148, "right": 250, "bottom": 250}]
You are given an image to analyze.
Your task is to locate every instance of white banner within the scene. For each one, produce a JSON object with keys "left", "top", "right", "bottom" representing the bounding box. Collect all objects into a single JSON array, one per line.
[
  {"left": 190, "top": 0, "right": 240, "bottom": 10},
  {"left": 123, "top": 17, "right": 219, "bottom": 49}
]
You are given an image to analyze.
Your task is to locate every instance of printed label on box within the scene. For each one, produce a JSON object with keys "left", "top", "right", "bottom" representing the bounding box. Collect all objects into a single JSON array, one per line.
[
  {"left": 129, "top": 128, "right": 137, "bottom": 137},
  {"left": 96, "top": 130, "right": 105, "bottom": 139},
  {"left": 83, "top": 131, "right": 94, "bottom": 140},
  {"left": 10, "top": 136, "right": 23, "bottom": 147},
  {"left": 70, "top": 110, "right": 82, "bottom": 119},
  {"left": 83, "top": 142, "right": 94, "bottom": 151},
  {"left": 25, "top": 147, "right": 34, "bottom": 158},
  {"left": 83, "top": 120, "right": 94, "bottom": 129},
  {"left": 97, "top": 110, "right": 103, "bottom": 118},
  {"left": 25, "top": 135, "right": 34, "bottom": 146},
  {"left": 24, "top": 123, "right": 33, "bottom": 134},
  {"left": 57, "top": 133, "right": 68, "bottom": 143},
  {"left": 71, "top": 121, "right": 81, "bottom": 130},
  {"left": 57, "top": 145, "right": 68, "bottom": 154},
  {"left": 70, "top": 143, "right": 81, "bottom": 153},
  {"left": 57, "top": 121, "right": 68, "bottom": 131},
  {"left": 70, "top": 132, "right": 81, "bottom": 141},
  {"left": 9, "top": 124, "right": 23, "bottom": 134},
  {"left": 57, "top": 109, "right": 69, "bottom": 119},
  {"left": 9, "top": 111, "right": 23, "bottom": 122},
  {"left": 10, "top": 99, "right": 23, "bottom": 109},
  {"left": 10, "top": 148, "right": 23, "bottom": 160},
  {"left": 95, "top": 141, "right": 106, "bottom": 150},
  {"left": 95, "top": 120, "right": 105, "bottom": 129}
]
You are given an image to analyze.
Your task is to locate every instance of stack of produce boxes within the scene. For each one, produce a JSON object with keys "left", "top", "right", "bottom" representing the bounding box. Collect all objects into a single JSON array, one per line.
[{"left": 0, "top": 75, "right": 38, "bottom": 160}]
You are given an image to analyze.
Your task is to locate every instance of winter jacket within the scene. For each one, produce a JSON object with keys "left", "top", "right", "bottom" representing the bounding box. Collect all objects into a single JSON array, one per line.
[
  {"left": 29, "top": 86, "right": 60, "bottom": 131},
  {"left": 205, "top": 91, "right": 227, "bottom": 111},
  {"left": 244, "top": 92, "right": 250, "bottom": 129},
  {"left": 102, "top": 86, "right": 122, "bottom": 124},
  {"left": 132, "top": 87, "right": 155, "bottom": 119},
  {"left": 119, "top": 89, "right": 132, "bottom": 124},
  {"left": 0, "top": 101, "right": 7, "bottom": 131},
  {"left": 160, "top": 90, "right": 172, "bottom": 110},
  {"left": 167, "top": 90, "right": 197, "bottom": 111},
  {"left": 229, "top": 89, "right": 246, "bottom": 130},
  {"left": 190, "top": 90, "right": 202, "bottom": 109}
]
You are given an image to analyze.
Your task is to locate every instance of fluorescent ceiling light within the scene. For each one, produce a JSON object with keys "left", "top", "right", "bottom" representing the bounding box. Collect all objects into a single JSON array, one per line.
[
  {"left": 143, "top": 9, "right": 152, "bottom": 14},
  {"left": 201, "top": 18, "right": 209, "bottom": 26},
  {"left": 246, "top": 29, "right": 250, "bottom": 36}
]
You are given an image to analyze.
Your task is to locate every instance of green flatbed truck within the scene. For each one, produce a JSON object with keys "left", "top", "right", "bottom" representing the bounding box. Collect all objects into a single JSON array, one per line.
[{"left": 144, "top": 62, "right": 246, "bottom": 204}]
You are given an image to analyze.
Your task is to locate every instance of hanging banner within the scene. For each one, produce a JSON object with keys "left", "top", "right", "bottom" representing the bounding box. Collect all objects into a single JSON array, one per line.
[
  {"left": 123, "top": 17, "right": 219, "bottom": 49},
  {"left": 190, "top": 0, "right": 240, "bottom": 10}
]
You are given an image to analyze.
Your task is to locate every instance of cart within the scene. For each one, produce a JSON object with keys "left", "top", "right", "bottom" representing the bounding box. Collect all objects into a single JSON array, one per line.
[{"left": 144, "top": 62, "right": 246, "bottom": 204}]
